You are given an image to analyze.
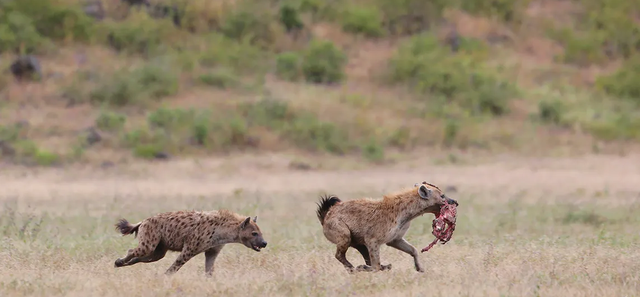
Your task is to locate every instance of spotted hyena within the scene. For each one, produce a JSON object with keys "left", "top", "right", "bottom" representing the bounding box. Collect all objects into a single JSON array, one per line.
[
  {"left": 316, "top": 182, "right": 458, "bottom": 273},
  {"left": 114, "top": 209, "right": 268, "bottom": 276}
]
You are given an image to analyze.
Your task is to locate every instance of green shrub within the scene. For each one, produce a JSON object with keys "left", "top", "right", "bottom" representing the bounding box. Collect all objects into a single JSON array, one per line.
[
  {"left": 33, "top": 150, "right": 60, "bottom": 166},
  {"left": 538, "top": 100, "right": 565, "bottom": 125},
  {"left": 283, "top": 112, "right": 350, "bottom": 154},
  {"left": 595, "top": 58, "right": 640, "bottom": 103},
  {"left": 239, "top": 98, "right": 351, "bottom": 154},
  {"left": 587, "top": 114, "right": 640, "bottom": 141},
  {"left": 89, "top": 64, "right": 179, "bottom": 106},
  {"left": 133, "top": 144, "right": 164, "bottom": 159},
  {"left": 196, "top": 34, "right": 269, "bottom": 75},
  {"left": 361, "top": 139, "right": 384, "bottom": 162},
  {"left": 275, "top": 52, "right": 302, "bottom": 81},
  {"left": 147, "top": 107, "right": 195, "bottom": 130},
  {"left": 279, "top": 3, "right": 304, "bottom": 32},
  {"left": 219, "top": 7, "right": 276, "bottom": 49},
  {"left": 387, "top": 126, "right": 413, "bottom": 149},
  {"left": 340, "top": 6, "right": 384, "bottom": 37},
  {"left": 238, "top": 98, "right": 294, "bottom": 129},
  {"left": 35, "top": 6, "right": 96, "bottom": 42},
  {"left": 443, "top": 119, "right": 459, "bottom": 146},
  {"left": 459, "top": 0, "right": 530, "bottom": 24},
  {"left": 96, "top": 111, "right": 127, "bottom": 132},
  {"left": 0, "top": 11, "right": 45, "bottom": 53},
  {"left": 375, "top": 0, "right": 448, "bottom": 35},
  {"left": 301, "top": 40, "right": 347, "bottom": 84},
  {"left": 197, "top": 69, "right": 239, "bottom": 89},
  {"left": 547, "top": 1, "right": 640, "bottom": 65},
  {"left": 104, "top": 11, "right": 178, "bottom": 56},
  {"left": 0, "top": 0, "right": 95, "bottom": 53},
  {"left": 388, "top": 34, "right": 517, "bottom": 117}
]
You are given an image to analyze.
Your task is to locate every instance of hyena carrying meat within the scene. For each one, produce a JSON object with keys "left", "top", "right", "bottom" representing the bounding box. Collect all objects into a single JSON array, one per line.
[
  {"left": 316, "top": 182, "right": 458, "bottom": 273},
  {"left": 114, "top": 209, "right": 268, "bottom": 276}
]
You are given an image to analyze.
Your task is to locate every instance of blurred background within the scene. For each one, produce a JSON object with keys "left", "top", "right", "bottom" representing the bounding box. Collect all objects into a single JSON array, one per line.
[
  {"left": 1, "top": 0, "right": 639, "bottom": 166},
  {"left": 1, "top": 1, "right": 640, "bottom": 296}
]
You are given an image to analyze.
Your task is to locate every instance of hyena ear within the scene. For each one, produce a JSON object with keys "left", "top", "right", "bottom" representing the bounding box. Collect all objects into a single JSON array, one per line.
[
  {"left": 418, "top": 184, "right": 431, "bottom": 199},
  {"left": 253, "top": 216, "right": 257, "bottom": 223},
  {"left": 240, "top": 217, "right": 251, "bottom": 229}
]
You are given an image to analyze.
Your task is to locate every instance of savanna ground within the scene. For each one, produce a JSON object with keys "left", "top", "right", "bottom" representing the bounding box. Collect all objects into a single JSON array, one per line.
[
  {"left": 1, "top": 153, "right": 639, "bottom": 297},
  {"left": 2, "top": 0, "right": 640, "bottom": 296}
]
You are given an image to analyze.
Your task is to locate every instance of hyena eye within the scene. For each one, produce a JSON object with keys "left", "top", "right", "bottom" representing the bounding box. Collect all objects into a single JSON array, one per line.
[{"left": 251, "top": 231, "right": 258, "bottom": 236}]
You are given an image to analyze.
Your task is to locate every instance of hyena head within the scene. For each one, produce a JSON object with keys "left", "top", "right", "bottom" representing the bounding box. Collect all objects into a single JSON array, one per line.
[
  {"left": 411, "top": 182, "right": 459, "bottom": 215},
  {"left": 239, "top": 216, "right": 267, "bottom": 252}
]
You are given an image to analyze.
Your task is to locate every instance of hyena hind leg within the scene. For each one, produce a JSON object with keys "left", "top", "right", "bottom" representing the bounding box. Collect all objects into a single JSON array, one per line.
[
  {"left": 120, "top": 242, "right": 169, "bottom": 267},
  {"left": 114, "top": 228, "right": 160, "bottom": 268}
]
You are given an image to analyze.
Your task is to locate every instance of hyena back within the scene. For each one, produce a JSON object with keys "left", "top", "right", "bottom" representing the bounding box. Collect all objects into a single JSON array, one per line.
[{"left": 114, "top": 209, "right": 267, "bottom": 276}]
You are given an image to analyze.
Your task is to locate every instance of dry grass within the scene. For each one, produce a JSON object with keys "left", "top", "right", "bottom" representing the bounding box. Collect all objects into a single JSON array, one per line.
[{"left": 1, "top": 153, "right": 639, "bottom": 297}]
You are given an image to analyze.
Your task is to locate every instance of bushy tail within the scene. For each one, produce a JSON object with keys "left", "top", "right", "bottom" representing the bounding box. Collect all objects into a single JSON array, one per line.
[
  {"left": 316, "top": 195, "right": 341, "bottom": 225},
  {"left": 115, "top": 218, "right": 141, "bottom": 238}
]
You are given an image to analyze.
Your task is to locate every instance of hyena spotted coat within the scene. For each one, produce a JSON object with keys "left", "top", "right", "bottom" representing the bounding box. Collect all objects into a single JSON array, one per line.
[
  {"left": 316, "top": 182, "right": 458, "bottom": 273},
  {"left": 114, "top": 209, "right": 268, "bottom": 276}
]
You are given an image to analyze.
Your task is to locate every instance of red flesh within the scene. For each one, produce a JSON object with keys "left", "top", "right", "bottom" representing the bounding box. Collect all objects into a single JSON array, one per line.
[{"left": 421, "top": 203, "right": 457, "bottom": 253}]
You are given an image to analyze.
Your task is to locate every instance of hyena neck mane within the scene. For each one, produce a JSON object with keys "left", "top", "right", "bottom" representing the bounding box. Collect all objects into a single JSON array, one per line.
[
  {"left": 381, "top": 189, "right": 432, "bottom": 224},
  {"left": 205, "top": 210, "right": 247, "bottom": 244}
]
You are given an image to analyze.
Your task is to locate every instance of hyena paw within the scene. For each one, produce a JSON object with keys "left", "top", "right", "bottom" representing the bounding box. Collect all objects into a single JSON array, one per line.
[
  {"left": 114, "top": 259, "right": 125, "bottom": 267},
  {"left": 381, "top": 264, "right": 392, "bottom": 271},
  {"left": 356, "top": 265, "right": 375, "bottom": 272}
]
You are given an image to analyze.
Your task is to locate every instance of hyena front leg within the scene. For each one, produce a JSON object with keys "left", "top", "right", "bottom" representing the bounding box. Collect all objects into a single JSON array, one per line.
[
  {"left": 165, "top": 247, "right": 197, "bottom": 275},
  {"left": 356, "top": 243, "right": 389, "bottom": 272},
  {"left": 354, "top": 244, "right": 392, "bottom": 271},
  {"left": 386, "top": 238, "right": 423, "bottom": 272},
  {"left": 204, "top": 245, "right": 224, "bottom": 277}
]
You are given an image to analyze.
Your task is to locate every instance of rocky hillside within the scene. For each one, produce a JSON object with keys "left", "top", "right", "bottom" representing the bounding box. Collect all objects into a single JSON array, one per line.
[{"left": 1, "top": 0, "right": 639, "bottom": 167}]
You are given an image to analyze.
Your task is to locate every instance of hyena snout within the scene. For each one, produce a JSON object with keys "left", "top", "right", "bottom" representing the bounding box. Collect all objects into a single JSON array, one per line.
[{"left": 250, "top": 238, "right": 267, "bottom": 252}]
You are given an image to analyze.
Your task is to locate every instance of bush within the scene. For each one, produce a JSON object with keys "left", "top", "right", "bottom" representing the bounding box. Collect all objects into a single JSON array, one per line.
[
  {"left": 375, "top": 0, "right": 448, "bottom": 35},
  {"left": 538, "top": 100, "right": 565, "bottom": 125},
  {"left": 283, "top": 112, "right": 350, "bottom": 154},
  {"left": 0, "top": 11, "right": 45, "bottom": 54},
  {"left": 34, "top": 150, "right": 60, "bottom": 166},
  {"left": 361, "top": 139, "right": 384, "bottom": 162},
  {"left": 595, "top": 58, "right": 640, "bottom": 103},
  {"left": 587, "top": 114, "right": 640, "bottom": 141},
  {"left": 0, "top": 0, "right": 96, "bottom": 53},
  {"left": 279, "top": 3, "right": 304, "bottom": 33},
  {"left": 239, "top": 98, "right": 351, "bottom": 154},
  {"left": 197, "top": 69, "right": 239, "bottom": 89},
  {"left": 301, "top": 40, "right": 347, "bottom": 84},
  {"left": 147, "top": 107, "right": 195, "bottom": 130},
  {"left": 219, "top": 7, "right": 276, "bottom": 49},
  {"left": 459, "top": 0, "right": 530, "bottom": 24},
  {"left": 104, "top": 10, "right": 179, "bottom": 56},
  {"left": 388, "top": 34, "right": 517, "bottom": 117},
  {"left": 96, "top": 111, "right": 127, "bottom": 132},
  {"left": 547, "top": 1, "right": 640, "bottom": 65},
  {"left": 340, "top": 6, "right": 384, "bottom": 37},
  {"left": 89, "top": 63, "right": 179, "bottom": 106},
  {"left": 133, "top": 144, "right": 164, "bottom": 159},
  {"left": 195, "top": 34, "right": 269, "bottom": 75},
  {"left": 275, "top": 52, "right": 302, "bottom": 81}
]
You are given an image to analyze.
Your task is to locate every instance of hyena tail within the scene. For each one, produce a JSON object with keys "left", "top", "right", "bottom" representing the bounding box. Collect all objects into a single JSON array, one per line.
[
  {"left": 115, "top": 218, "right": 141, "bottom": 238},
  {"left": 316, "top": 195, "right": 341, "bottom": 225}
]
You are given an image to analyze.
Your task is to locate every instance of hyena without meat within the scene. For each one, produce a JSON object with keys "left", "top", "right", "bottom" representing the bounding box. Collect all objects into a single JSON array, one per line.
[{"left": 114, "top": 209, "right": 267, "bottom": 276}]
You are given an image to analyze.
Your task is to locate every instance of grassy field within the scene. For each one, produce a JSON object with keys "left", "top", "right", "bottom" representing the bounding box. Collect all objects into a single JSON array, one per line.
[
  {"left": 1, "top": 153, "right": 639, "bottom": 297},
  {"left": 2, "top": 0, "right": 640, "bottom": 296}
]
